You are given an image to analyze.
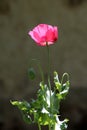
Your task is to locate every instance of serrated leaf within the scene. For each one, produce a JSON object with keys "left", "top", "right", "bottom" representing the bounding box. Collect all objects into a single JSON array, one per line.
[
  {"left": 54, "top": 71, "right": 61, "bottom": 92},
  {"left": 11, "top": 100, "right": 33, "bottom": 124},
  {"left": 11, "top": 100, "right": 30, "bottom": 111}
]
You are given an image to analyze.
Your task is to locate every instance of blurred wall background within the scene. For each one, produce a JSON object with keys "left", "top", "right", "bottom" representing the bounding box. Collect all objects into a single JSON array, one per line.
[{"left": 0, "top": 0, "right": 87, "bottom": 130}]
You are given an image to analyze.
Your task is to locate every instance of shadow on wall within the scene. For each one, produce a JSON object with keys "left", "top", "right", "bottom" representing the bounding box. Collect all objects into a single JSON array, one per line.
[
  {"left": 63, "top": 0, "right": 86, "bottom": 7},
  {"left": 60, "top": 87, "right": 87, "bottom": 130},
  {"left": 0, "top": 0, "right": 10, "bottom": 15}
]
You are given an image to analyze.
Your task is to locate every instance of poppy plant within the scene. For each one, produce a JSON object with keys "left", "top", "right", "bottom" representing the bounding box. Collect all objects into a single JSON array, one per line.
[
  {"left": 11, "top": 24, "right": 70, "bottom": 130},
  {"left": 28, "top": 24, "right": 58, "bottom": 46}
]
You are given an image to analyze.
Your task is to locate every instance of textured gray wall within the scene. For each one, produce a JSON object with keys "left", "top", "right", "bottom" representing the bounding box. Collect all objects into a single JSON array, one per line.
[
  {"left": 0, "top": 1, "right": 87, "bottom": 130},
  {"left": 0, "top": 0, "right": 87, "bottom": 99}
]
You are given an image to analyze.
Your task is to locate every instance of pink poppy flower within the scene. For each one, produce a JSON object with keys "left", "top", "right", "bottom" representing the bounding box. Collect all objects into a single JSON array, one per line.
[{"left": 28, "top": 24, "right": 58, "bottom": 46}]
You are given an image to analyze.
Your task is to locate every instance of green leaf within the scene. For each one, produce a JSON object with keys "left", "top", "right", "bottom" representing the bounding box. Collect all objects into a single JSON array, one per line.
[
  {"left": 38, "top": 113, "right": 50, "bottom": 125},
  {"left": 38, "top": 82, "right": 51, "bottom": 108},
  {"left": 35, "top": 112, "right": 56, "bottom": 126},
  {"left": 11, "top": 100, "right": 33, "bottom": 124},
  {"left": 56, "top": 81, "right": 70, "bottom": 100},
  {"left": 54, "top": 71, "right": 70, "bottom": 100},
  {"left": 51, "top": 92, "right": 60, "bottom": 114},
  {"left": 11, "top": 100, "right": 31, "bottom": 111},
  {"left": 54, "top": 71, "right": 61, "bottom": 92}
]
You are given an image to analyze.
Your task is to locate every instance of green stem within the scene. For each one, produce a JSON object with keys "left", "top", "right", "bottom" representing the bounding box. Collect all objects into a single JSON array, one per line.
[
  {"left": 49, "top": 125, "right": 51, "bottom": 130},
  {"left": 38, "top": 123, "right": 41, "bottom": 130},
  {"left": 46, "top": 44, "right": 51, "bottom": 90},
  {"left": 46, "top": 43, "right": 52, "bottom": 130},
  {"left": 61, "top": 72, "right": 69, "bottom": 85},
  {"left": 46, "top": 44, "right": 51, "bottom": 102}
]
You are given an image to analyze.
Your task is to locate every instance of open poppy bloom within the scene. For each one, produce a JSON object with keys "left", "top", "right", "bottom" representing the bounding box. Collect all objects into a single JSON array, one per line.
[{"left": 28, "top": 24, "right": 58, "bottom": 46}]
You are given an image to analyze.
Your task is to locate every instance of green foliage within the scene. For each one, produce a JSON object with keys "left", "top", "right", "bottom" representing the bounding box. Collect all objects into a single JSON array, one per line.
[
  {"left": 54, "top": 71, "right": 70, "bottom": 100},
  {"left": 11, "top": 100, "right": 32, "bottom": 124},
  {"left": 11, "top": 71, "right": 70, "bottom": 130}
]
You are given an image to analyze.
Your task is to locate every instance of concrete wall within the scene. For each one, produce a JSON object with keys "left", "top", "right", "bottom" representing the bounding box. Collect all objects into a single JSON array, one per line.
[
  {"left": 0, "top": 0, "right": 87, "bottom": 98},
  {"left": 0, "top": 0, "right": 87, "bottom": 130}
]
